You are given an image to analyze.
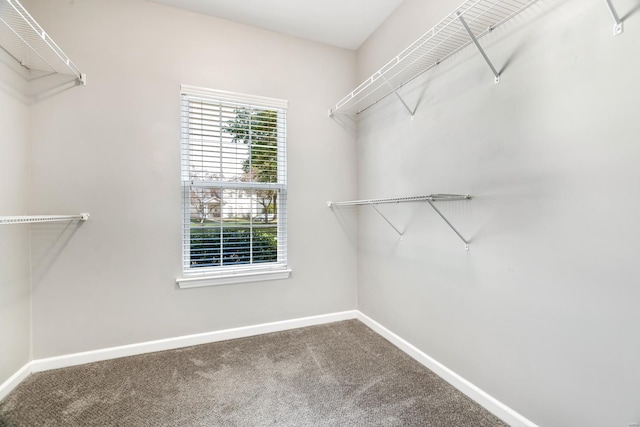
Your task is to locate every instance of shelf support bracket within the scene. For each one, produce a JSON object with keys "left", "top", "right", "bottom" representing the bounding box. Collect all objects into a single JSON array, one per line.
[
  {"left": 371, "top": 205, "right": 404, "bottom": 237},
  {"left": 604, "top": 0, "right": 624, "bottom": 35},
  {"left": 426, "top": 200, "right": 470, "bottom": 250},
  {"left": 457, "top": 11, "right": 500, "bottom": 83},
  {"left": 382, "top": 75, "right": 415, "bottom": 119}
]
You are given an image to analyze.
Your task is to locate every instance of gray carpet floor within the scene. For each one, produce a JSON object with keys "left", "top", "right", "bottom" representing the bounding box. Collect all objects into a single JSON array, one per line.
[{"left": 0, "top": 320, "right": 509, "bottom": 426}]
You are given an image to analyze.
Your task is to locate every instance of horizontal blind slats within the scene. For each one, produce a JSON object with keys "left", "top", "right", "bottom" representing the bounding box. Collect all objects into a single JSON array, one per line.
[{"left": 181, "top": 89, "right": 287, "bottom": 274}]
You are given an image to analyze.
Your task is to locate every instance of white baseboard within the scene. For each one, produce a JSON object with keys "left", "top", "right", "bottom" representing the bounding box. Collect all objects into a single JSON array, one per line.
[
  {"left": 30, "top": 310, "right": 358, "bottom": 373},
  {"left": 4, "top": 308, "right": 535, "bottom": 427},
  {"left": 0, "top": 363, "right": 31, "bottom": 402},
  {"left": 356, "top": 311, "right": 538, "bottom": 427}
]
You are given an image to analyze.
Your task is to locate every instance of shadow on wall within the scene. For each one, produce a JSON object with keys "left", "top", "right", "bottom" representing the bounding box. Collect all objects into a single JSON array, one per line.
[
  {"left": 31, "top": 221, "right": 85, "bottom": 288},
  {"left": 329, "top": 113, "right": 357, "bottom": 139},
  {"left": 0, "top": 226, "right": 30, "bottom": 311},
  {"left": 0, "top": 52, "right": 82, "bottom": 105},
  {"left": 328, "top": 205, "right": 358, "bottom": 246},
  {"left": 28, "top": 76, "right": 83, "bottom": 103},
  {"left": 622, "top": 2, "right": 640, "bottom": 21}
]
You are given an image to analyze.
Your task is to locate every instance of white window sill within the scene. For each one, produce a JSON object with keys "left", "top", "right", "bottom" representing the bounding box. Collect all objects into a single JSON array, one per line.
[{"left": 177, "top": 267, "right": 292, "bottom": 289}]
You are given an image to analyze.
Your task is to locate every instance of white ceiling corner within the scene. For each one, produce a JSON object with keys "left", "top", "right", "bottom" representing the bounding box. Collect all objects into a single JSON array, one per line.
[{"left": 146, "top": 0, "right": 404, "bottom": 50}]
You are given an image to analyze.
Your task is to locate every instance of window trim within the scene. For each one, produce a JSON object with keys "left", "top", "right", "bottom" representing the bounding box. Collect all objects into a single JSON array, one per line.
[
  {"left": 177, "top": 85, "right": 290, "bottom": 287},
  {"left": 177, "top": 266, "right": 293, "bottom": 289}
]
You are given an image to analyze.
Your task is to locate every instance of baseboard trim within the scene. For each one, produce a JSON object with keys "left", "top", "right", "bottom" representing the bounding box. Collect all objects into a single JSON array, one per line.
[
  {"left": 30, "top": 310, "right": 358, "bottom": 373},
  {"left": 0, "top": 363, "right": 31, "bottom": 402},
  {"left": 356, "top": 311, "right": 538, "bottom": 427},
  {"left": 5, "top": 309, "right": 536, "bottom": 427}
]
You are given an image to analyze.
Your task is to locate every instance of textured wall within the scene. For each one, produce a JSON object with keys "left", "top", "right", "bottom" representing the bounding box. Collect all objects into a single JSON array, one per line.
[
  {"left": 355, "top": 0, "right": 640, "bottom": 425},
  {"left": 23, "top": 0, "right": 357, "bottom": 359},
  {"left": 0, "top": 65, "right": 31, "bottom": 385}
]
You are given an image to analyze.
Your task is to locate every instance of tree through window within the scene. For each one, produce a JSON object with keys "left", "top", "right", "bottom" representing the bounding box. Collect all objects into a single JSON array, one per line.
[{"left": 181, "top": 87, "right": 287, "bottom": 275}]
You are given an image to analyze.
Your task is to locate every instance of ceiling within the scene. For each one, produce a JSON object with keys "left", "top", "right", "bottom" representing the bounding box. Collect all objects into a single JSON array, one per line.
[{"left": 146, "top": 0, "right": 404, "bottom": 50}]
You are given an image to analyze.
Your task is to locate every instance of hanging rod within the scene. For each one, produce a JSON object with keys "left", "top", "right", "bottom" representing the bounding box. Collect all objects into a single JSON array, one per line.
[
  {"left": 327, "top": 194, "right": 470, "bottom": 208},
  {"left": 0, "top": 213, "right": 90, "bottom": 225},
  {"left": 328, "top": 194, "right": 471, "bottom": 249}
]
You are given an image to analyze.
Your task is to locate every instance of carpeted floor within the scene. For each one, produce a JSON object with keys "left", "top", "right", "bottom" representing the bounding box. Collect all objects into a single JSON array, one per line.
[{"left": 0, "top": 320, "right": 509, "bottom": 426}]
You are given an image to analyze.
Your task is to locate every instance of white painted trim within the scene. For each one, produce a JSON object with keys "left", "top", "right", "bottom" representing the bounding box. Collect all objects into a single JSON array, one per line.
[
  {"left": 0, "top": 363, "right": 32, "bottom": 402},
  {"left": 181, "top": 84, "right": 288, "bottom": 109},
  {"left": 30, "top": 311, "right": 358, "bottom": 373},
  {"left": 177, "top": 267, "right": 292, "bottom": 288},
  {"left": 4, "top": 309, "right": 535, "bottom": 427},
  {"left": 356, "top": 311, "right": 538, "bottom": 427}
]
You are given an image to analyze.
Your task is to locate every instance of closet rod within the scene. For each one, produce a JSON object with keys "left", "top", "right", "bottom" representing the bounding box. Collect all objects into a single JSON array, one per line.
[
  {"left": 327, "top": 194, "right": 470, "bottom": 208},
  {"left": 0, "top": 213, "right": 89, "bottom": 225}
]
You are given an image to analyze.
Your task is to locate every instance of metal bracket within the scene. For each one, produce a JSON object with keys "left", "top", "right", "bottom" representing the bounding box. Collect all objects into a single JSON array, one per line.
[
  {"left": 328, "top": 194, "right": 471, "bottom": 250},
  {"left": 426, "top": 200, "right": 470, "bottom": 250},
  {"left": 457, "top": 11, "right": 500, "bottom": 83},
  {"left": 371, "top": 205, "right": 404, "bottom": 237},
  {"left": 604, "top": 0, "right": 623, "bottom": 36},
  {"left": 382, "top": 75, "right": 415, "bottom": 119}
]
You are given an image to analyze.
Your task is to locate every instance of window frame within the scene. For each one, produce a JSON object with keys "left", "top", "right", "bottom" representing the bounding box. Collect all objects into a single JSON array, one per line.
[{"left": 177, "top": 85, "right": 291, "bottom": 288}]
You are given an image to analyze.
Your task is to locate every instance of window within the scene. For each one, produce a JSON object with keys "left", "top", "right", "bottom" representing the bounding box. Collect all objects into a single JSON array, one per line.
[{"left": 178, "top": 86, "right": 290, "bottom": 288}]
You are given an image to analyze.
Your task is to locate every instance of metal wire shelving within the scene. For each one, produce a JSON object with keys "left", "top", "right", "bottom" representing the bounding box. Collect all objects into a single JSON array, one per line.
[
  {"left": 328, "top": 194, "right": 472, "bottom": 250},
  {"left": 0, "top": 0, "right": 85, "bottom": 85},
  {"left": 0, "top": 214, "right": 89, "bottom": 225},
  {"left": 329, "top": 0, "right": 538, "bottom": 117},
  {"left": 329, "top": 0, "right": 626, "bottom": 117}
]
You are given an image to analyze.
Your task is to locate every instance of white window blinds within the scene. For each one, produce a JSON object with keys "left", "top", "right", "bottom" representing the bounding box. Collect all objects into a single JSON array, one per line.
[{"left": 180, "top": 86, "right": 287, "bottom": 277}]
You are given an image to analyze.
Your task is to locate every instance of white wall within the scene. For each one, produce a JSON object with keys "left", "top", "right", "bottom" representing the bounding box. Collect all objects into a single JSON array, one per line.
[
  {"left": 21, "top": 0, "right": 357, "bottom": 359},
  {"left": 0, "top": 66, "right": 31, "bottom": 384},
  {"left": 5, "top": 0, "right": 636, "bottom": 424},
  {"left": 355, "top": 0, "right": 640, "bottom": 426}
]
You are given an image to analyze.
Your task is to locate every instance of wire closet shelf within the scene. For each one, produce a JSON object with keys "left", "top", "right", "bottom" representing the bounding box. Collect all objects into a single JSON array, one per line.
[
  {"left": 328, "top": 0, "right": 539, "bottom": 117},
  {"left": 0, "top": 214, "right": 89, "bottom": 225},
  {"left": 327, "top": 194, "right": 470, "bottom": 208},
  {"left": 328, "top": 194, "right": 472, "bottom": 250},
  {"left": 0, "top": 0, "right": 85, "bottom": 84}
]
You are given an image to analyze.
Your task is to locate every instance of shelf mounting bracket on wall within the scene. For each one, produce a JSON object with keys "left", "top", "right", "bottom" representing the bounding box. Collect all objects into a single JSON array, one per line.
[
  {"left": 382, "top": 75, "right": 415, "bottom": 119},
  {"left": 426, "top": 200, "right": 470, "bottom": 250},
  {"left": 604, "top": 0, "right": 623, "bottom": 36},
  {"left": 328, "top": 194, "right": 471, "bottom": 249},
  {"left": 371, "top": 204, "right": 405, "bottom": 237},
  {"left": 456, "top": 11, "right": 500, "bottom": 83},
  {"left": 328, "top": 0, "right": 539, "bottom": 116}
]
